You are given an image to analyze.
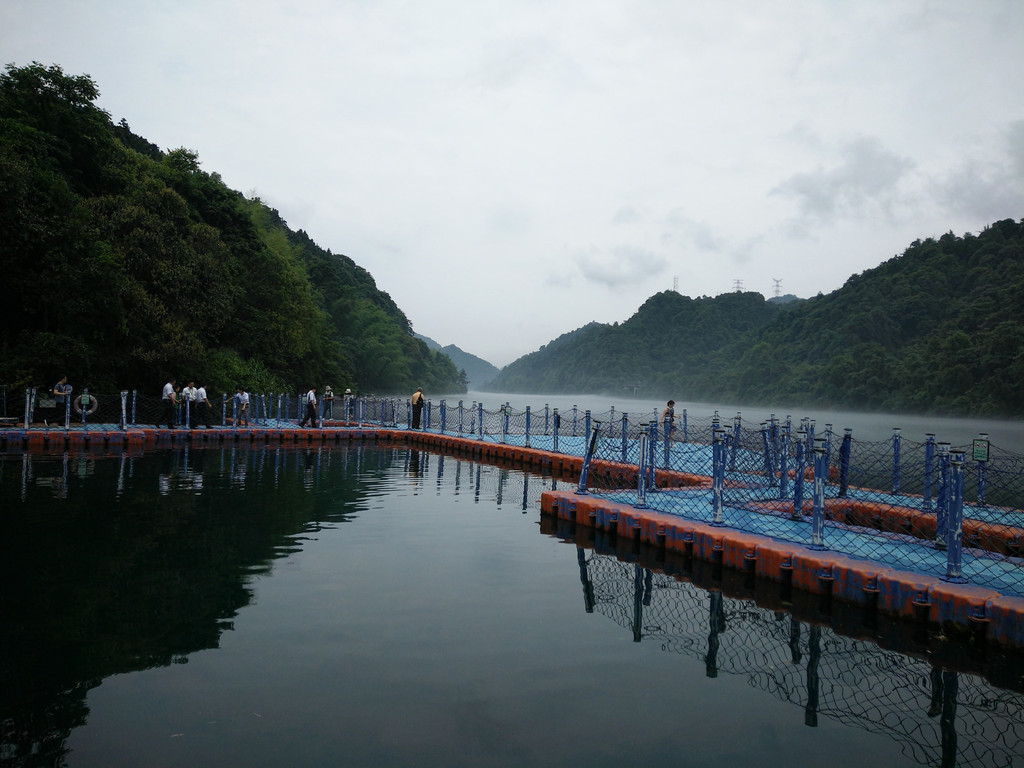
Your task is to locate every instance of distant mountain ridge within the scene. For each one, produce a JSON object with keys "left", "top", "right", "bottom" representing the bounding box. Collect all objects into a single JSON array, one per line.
[
  {"left": 483, "top": 219, "right": 1024, "bottom": 417},
  {"left": 415, "top": 335, "right": 501, "bottom": 389}
]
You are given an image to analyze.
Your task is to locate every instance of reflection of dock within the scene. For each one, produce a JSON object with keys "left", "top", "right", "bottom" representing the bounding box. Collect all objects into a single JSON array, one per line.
[
  {"left": 545, "top": 517, "right": 1024, "bottom": 768},
  {"left": 5, "top": 422, "right": 1024, "bottom": 651}
]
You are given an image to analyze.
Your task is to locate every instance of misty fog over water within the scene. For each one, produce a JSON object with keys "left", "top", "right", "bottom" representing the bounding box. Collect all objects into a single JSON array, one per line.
[{"left": 438, "top": 391, "right": 1024, "bottom": 451}]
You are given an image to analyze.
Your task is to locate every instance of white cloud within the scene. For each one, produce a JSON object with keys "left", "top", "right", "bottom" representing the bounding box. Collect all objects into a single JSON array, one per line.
[{"left": 2, "top": 0, "right": 1022, "bottom": 367}]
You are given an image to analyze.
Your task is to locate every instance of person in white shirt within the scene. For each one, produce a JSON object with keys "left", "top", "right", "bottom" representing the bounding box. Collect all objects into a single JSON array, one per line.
[
  {"left": 195, "top": 383, "right": 213, "bottom": 428},
  {"left": 299, "top": 386, "right": 317, "bottom": 428},
  {"left": 179, "top": 380, "right": 198, "bottom": 427},
  {"left": 235, "top": 386, "right": 250, "bottom": 426},
  {"left": 161, "top": 378, "right": 177, "bottom": 429}
]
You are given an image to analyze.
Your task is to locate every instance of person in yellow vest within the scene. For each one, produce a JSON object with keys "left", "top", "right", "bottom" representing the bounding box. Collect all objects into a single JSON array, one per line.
[{"left": 411, "top": 387, "right": 424, "bottom": 429}]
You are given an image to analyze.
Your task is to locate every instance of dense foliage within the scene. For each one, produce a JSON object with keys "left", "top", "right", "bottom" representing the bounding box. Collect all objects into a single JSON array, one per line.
[
  {"left": 0, "top": 63, "right": 463, "bottom": 396},
  {"left": 488, "top": 219, "right": 1024, "bottom": 417}
]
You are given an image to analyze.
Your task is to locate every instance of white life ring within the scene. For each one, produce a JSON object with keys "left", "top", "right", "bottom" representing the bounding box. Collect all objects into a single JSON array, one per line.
[{"left": 74, "top": 394, "right": 99, "bottom": 415}]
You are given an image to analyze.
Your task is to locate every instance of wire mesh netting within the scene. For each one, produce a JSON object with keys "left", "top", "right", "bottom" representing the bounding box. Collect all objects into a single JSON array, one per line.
[{"left": 576, "top": 549, "right": 1024, "bottom": 768}]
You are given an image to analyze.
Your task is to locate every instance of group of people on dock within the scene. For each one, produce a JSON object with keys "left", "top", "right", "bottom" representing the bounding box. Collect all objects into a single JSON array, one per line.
[
  {"left": 160, "top": 378, "right": 216, "bottom": 429},
  {"left": 157, "top": 379, "right": 356, "bottom": 429}
]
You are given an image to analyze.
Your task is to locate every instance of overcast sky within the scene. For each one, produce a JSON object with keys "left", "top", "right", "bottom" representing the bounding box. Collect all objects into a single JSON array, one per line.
[{"left": 4, "top": 1, "right": 1022, "bottom": 367}]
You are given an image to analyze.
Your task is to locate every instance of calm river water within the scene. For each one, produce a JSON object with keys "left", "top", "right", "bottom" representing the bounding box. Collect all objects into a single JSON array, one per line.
[{"left": 2, "top": 441, "right": 1023, "bottom": 767}]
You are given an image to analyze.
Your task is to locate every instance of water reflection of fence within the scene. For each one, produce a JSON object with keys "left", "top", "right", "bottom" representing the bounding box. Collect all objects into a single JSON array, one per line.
[
  {"left": 9, "top": 392, "right": 1024, "bottom": 597},
  {"left": 9, "top": 439, "right": 1024, "bottom": 767},
  {"left": 573, "top": 546, "right": 1024, "bottom": 768},
  {"left": 6, "top": 442, "right": 568, "bottom": 511}
]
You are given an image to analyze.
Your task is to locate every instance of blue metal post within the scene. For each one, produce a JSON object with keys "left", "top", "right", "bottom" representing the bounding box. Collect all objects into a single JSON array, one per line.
[
  {"left": 935, "top": 442, "right": 951, "bottom": 550},
  {"left": 572, "top": 405, "right": 578, "bottom": 436},
  {"left": 62, "top": 388, "right": 71, "bottom": 428},
  {"left": 792, "top": 431, "right": 807, "bottom": 520},
  {"left": 544, "top": 404, "right": 549, "bottom": 434},
  {"left": 440, "top": 401, "right": 447, "bottom": 435},
  {"left": 501, "top": 405, "right": 509, "bottom": 443},
  {"left": 729, "top": 413, "right": 741, "bottom": 471},
  {"left": 892, "top": 427, "right": 902, "bottom": 494},
  {"left": 779, "top": 424, "right": 791, "bottom": 500},
  {"left": 609, "top": 406, "right": 616, "bottom": 438},
  {"left": 977, "top": 432, "right": 988, "bottom": 505},
  {"left": 131, "top": 389, "right": 137, "bottom": 426},
  {"left": 576, "top": 422, "right": 602, "bottom": 495},
  {"left": 943, "top": 452, "right": 967, "bottom": 582},
  {"left": 761, "top": 423, "right": 774, "bottom": 484},
  {"left": 647, "top": 421, "right": 657, "bottom": 492},
  {"left": 922, "top": 434, "right": 935, "bottom": 512},
  {"left": 711, "top": 428, "right": 726, "bottom": 525},
  {"left": 620, "top": 413, "right": 628, "bottom": 463},
  {"left": 478, "top": 402, "right": 484, "bottom": 439},
  {"left": 585, "top": 410, "right": 591, "bottom": 439},
  {"left": 23, "top": 387, "right": 33, "bottom": 428},
  {"left": 120, "top": 390, "right": 128, "bottom": 430},
  {"left": 682, "top": 408, "right": 688, "bottom": 442},
  {"left": 458, "top": 401, "right": 464, "bottom": 436},
  {"left": 662, "top": 417, "right": 672, "bottom": 468},
  {"left": 636, "top": 428, "right": 649, "bottom": 509},
  {"left": 525, "top": 406, "right": 531, "bottom": 447},
  {"left": 553, "top": 408, "right": 560, "bottom": 453},
  {"left": 221, "top": 393, "right": 227, "bottom": 426},
  {"left": 838, "top": 429, "right": 852, "bottom": 498},
  {"left": 810, "top": 438, "right": 827, "bottom": 549}
]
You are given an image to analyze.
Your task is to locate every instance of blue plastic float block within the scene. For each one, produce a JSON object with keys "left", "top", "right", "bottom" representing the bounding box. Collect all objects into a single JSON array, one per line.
[
  {"left": 928, "top": 581, "right": 1001, "bottom": 627},
  {"left": 986, "top": 596, "right": 1024, "bottom": 647}
]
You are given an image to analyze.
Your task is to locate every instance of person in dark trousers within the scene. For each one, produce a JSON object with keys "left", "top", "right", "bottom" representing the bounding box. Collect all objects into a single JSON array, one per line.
[
  {"left": 51, "top": 375, "right": 71, "bottom": 427},
  {"left": 161, "top": 378, "right": 177, "bottom": 429},
  {"left": 660, "top": 400, "right": 676, "bottom": 440},
  {"left": 299, "top": 386, "right": 317, "bottom": 428},
  {"left": 195, "top": 383, "right": 213, "bottom": 428},
  {"left": 411, "top": 387, "right": 424, "bottom": 429}
]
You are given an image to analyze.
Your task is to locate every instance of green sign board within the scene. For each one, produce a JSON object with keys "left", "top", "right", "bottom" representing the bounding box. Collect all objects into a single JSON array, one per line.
[{"left": 972, "top": 438, "right": 990, "bottom": 462}]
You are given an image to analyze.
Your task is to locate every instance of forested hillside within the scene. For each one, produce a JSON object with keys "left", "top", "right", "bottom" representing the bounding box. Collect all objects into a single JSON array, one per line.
[
  {"left": 487, "top": 219, "right": 1024, "bottom": 417},
  {"left": 415, "top": 334, "right": 497, "bottom": 389},
  {"left": 0, "top": 62, "right": 463, "bottom": 396}
]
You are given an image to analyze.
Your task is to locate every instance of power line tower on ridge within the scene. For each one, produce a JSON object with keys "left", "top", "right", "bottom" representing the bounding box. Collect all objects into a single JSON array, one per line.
[{"left": 772, "top": 278, "right": 782, "bottom": 298}]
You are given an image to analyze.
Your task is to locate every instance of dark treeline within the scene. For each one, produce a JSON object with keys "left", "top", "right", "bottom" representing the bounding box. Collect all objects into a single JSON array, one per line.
[
  {"left": 488, "top": 218, "right": 1024, "bottom": 417},
  {"left": 0, "top": 62, "right": 465, "bottom": 397}
]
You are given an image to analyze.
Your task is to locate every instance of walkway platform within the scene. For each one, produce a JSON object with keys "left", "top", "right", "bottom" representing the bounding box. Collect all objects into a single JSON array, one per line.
[{"left": 5, "top": 422, "right": 1024, "bottom": 649}]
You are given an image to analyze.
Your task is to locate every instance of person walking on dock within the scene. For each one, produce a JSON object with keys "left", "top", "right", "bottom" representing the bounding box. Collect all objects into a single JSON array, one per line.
[
  {"left": 161, "top": 378, "right": 177, "bottom": 429},
  {"left": 195, "top": 382, "right": 213, "bottom": 428},
  {"left": 299, "top": 386, "right": 318, "bottom": 428},
  {"left": 411, "top": 387, "right": 425, "bottom": 429},
  {"left": 235, "top": 386, "right": 250, "bottom": 426}
]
